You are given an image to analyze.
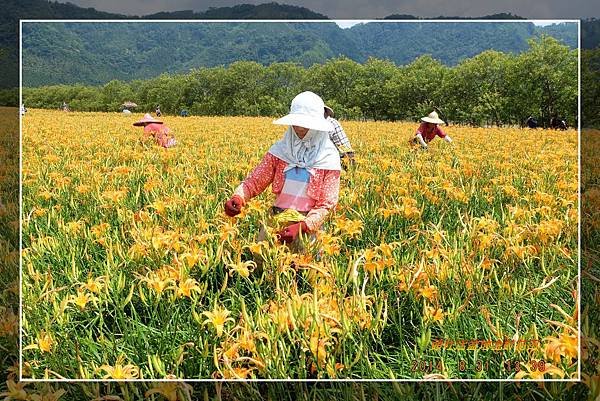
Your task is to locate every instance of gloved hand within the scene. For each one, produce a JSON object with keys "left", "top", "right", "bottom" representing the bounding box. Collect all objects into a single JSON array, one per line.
[
  {"left": 224, "top": 195, "right": 245, "bottom": 217},
  {"left": 278, "top": 221, "right": 309, "bottom": 244},
  {"left": 347, "top": 152, "right": 356, "bottom": 164},
  {"left": 415, "top": 134, "right": 428, "bottom": 150},
  {"left": 341, "top": 153, "right": 356, "bottom": 170}
]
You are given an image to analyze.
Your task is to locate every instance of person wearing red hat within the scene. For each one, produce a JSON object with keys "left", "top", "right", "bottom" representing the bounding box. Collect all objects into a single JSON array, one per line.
[
  {"left": 133, "top": 113, "right": 177, "bottom": 148},
  {"left": 410, "top": 111, "right": 453, "bottom": 150},
  {"left": 224, "top": 91, "right": 341, "bottom": 248}
]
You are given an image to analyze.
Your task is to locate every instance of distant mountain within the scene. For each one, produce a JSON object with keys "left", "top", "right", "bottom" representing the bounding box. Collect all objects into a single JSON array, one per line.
[
  {"left": 538, "top": 23, "right": 579, "bottom": 49},
  {"left": 22, "top": 19, "right": 578, "bottom": 87},
  {"left": 582, "top": 18, "right": 600, "bottom": 49},
  {"left": 384, "top": 12, "right": 526, "bottom": 20},
  {"left": 2, "top": 1, "right": 328, "bottom": 88},
  {"left": 0, "top": 0, "right": 594, "bottom": 90},
  {"left": 0, "top": 0, "right": 127, "bottom": 88},
  {"left": 145, "top": 3, "right": 328, "bottom": 19},
  {"left": 348, "top": 22, "right": 578, "bottom": 66}
]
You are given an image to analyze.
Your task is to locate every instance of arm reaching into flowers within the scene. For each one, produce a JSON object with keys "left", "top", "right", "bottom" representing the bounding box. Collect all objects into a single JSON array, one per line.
[
  {"left": 415, "top": 133, "right": 428, "bottom": 148},
  {"left": 225, "top": 153, "right": 278, "bottom": 216},
  {"left": 231, "top": 153, "right": 278, "bottom": 202}
]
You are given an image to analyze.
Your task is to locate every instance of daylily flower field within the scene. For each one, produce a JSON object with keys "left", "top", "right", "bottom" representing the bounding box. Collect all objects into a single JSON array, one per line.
[{"left": 21, "top": 109, "right": 579, "bottom": 380}]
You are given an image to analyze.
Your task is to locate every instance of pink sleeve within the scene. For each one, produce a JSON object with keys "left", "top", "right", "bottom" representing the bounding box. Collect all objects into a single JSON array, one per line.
[
  {"left": 144, "top": 123, "right": 162, "bottom": 133},
  {"left": 234, "top": 153, "right": 277, "bottom": 201},
  {"left": 143, "top": 125, "right": 153, "bottom": 138},
  {"left": 305, "top": 170, "right": 341, "bottom": 231},
  {"left": 415, "top": 123, "right": 425, "bottom": 135},
  {"left": 435, "top": 126, "right": 446, "bottom": 138}
]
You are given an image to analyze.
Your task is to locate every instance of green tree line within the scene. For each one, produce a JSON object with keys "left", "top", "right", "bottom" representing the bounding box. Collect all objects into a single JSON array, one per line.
[
  {"left": 21, "top": 21, "right": 576, "bottom": 87},
  {"left": 23, "top": 36, "right": 578, "bottom": 127}
]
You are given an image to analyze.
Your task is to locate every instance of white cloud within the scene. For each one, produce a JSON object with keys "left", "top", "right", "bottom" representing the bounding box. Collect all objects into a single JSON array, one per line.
[
  {"left": 532, "top": 20, "right": 570, "bottom": 26},
  {"left": 334, "top": 20, "right": 368, "bottom": 29}
]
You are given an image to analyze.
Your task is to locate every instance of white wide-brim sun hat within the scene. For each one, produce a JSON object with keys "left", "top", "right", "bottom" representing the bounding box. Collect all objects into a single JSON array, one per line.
[
  {"left": 421, "top": 111, "right": 445, "bottom": 125},
  {"left": 273, "top": 91, "right": 333, "bottom": 132}
]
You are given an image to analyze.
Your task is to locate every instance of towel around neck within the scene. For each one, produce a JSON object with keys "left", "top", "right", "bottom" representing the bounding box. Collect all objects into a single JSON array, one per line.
[{"left": 268, "top": 126, "right": 341, "bottom": 174}]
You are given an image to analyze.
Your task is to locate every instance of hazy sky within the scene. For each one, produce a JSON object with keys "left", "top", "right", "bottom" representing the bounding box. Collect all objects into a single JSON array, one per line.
[
  {"left": 58, "top": 0, "right": 597, "bottom": 19},
  {"left": 334, "top": 20, "right": 566, "bottom": 29}
]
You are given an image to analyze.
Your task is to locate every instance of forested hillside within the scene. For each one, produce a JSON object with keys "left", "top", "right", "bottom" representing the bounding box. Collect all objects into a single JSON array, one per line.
[
  {"left": 22, "top": 21, "right": 577, "bottom": 86},
  {"left": 2, "top": 0, "right": 598, "bottom": 127},
  {"left": 24, "top": 36, "right": 577, "bottom": 128},
  {"left": 1, "top": 1, "right": 325, "bottom": 89}
]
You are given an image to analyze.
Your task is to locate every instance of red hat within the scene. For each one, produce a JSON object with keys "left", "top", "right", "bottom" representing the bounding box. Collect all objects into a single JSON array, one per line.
[{"left": 133, "top": 113, "right": 163, "bottom": 126}]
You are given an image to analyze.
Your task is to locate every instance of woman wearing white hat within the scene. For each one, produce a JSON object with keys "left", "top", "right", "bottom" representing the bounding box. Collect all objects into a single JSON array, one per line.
[
  {"left": 224, "top": 91, "right": 341, "bottom": 245},
  {"left": 411, "top": 111, "right": 453, "bottom": 149}
]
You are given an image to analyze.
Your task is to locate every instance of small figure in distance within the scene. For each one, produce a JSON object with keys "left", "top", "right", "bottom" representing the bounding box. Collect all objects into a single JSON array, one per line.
[
  {"left": 180, "top": 109, "right": 189, "bottom": 117},
  {"left": 525, "top": 116, "right": 538, "bottom": 129},
  {"left": 324, "top": 105, "right": 355, "bottom": 168},
  {"left": 155, "top": 105, "right": 162, "bottom": 117},
  {"left": 410, "top": 111, "right": 453, "bottom": 150},
  {"left": 550, "top": 116, "right": 567, "bottom": 130}
]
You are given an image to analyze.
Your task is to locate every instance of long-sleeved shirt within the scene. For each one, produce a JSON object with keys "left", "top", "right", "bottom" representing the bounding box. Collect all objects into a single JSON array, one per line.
[
  {"left": 234, "top": 153, "right": 340, "bottom": 231},
  {"left": 415, "top": 122, "right": 447, "bottom": 143},
  {"left": 327, "top": 117, "right": 353, "bottom": 154},
  {"left": 143, "top": 123, "right": 176, "bottom": 148}
]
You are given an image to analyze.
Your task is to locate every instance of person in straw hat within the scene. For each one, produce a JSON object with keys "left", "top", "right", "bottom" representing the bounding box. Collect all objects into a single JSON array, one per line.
[
  {"left": 324, "top": 105, "right": 355, "bottom": 167},
  {"left": 224, "top": 91, "right": 341, "bottom": 248},
  {"left": 133, "top": 113, "right": 177, "bottom": 148},
  {"left": 410, "top": 111, "right": 453, "bottom": 149}
]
